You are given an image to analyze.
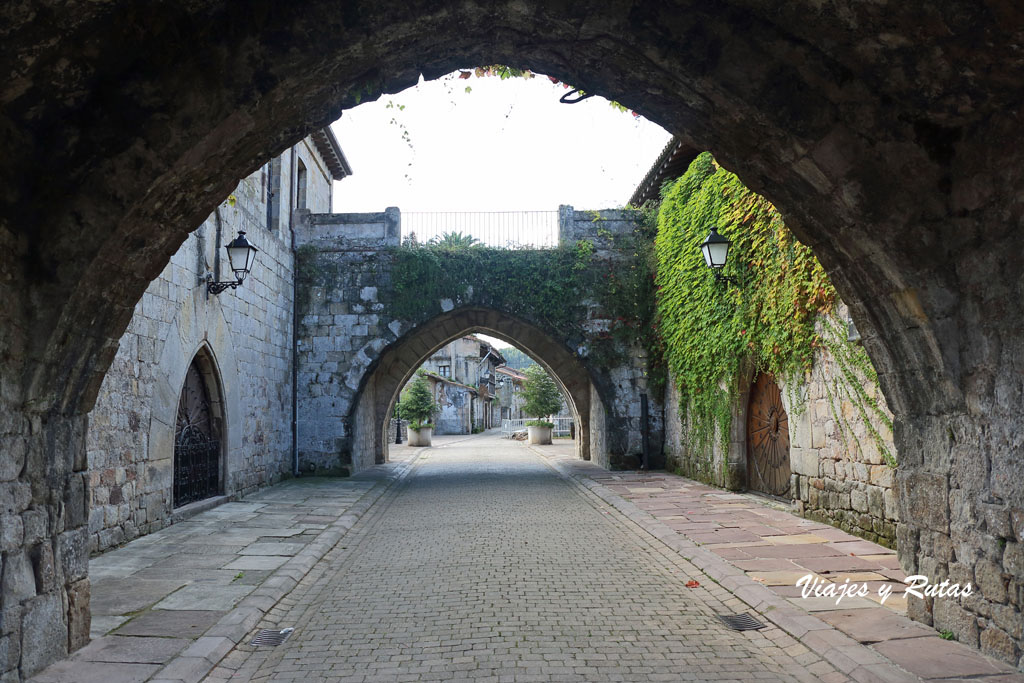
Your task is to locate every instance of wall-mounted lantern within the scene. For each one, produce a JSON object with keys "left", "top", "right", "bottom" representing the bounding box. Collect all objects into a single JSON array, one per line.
[
  {"left": 699, "top": 227, "right": 738, "bottom": 286},
  {"left": 207, "top": 231, "right": 258, "bottom": 295}
]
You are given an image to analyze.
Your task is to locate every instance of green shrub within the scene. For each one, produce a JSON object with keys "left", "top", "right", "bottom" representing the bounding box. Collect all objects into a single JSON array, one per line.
[
  {"left": 521, "top": 365, "right": 562, "bottom": 419},
  {"left": 397, "top": 375, "right": 438, "bottom": 430}
]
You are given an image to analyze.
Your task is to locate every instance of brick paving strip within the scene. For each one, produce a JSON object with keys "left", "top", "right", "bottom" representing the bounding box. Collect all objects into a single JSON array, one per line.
[
  {"left": 536, "top": 444, "right": 1024, "bottom": 682},
  {"left": 29, "top": 445, "right": 431, "bottom": 683}
]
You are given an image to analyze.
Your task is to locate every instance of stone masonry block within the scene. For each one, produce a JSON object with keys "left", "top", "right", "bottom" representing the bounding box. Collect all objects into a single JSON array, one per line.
[
  {"left": 0, "top": 517, "right": 22, "bottom": 553},
  {"left": 1, "top": 551, "right": 35, "bottom": 604},
  {"left": 19, "top": 593, "right": 66, "bottom": 677},
  {"left": 66, "top": 578, "right": 90, "bottom": 653},
  {"left": 974, "top": 558, "right": 1008, "bottom": 603},
  {"left": 933, "top": 598, "right": 979, "bottom": 647},
  {"left": 980, "top": 625, "right": 1019, "bottom": 665},
  {"left": 898, "top": 471, "right": 949, "bottom": 533},
  {"left": 791, "top": 447, "right": 819, "bottom": 477},
  {"left": 869, "top": 464, "right": 894, "bottom": 488},
  {"left": 57, "top": 528, "right": 88, "bottom": 584}
]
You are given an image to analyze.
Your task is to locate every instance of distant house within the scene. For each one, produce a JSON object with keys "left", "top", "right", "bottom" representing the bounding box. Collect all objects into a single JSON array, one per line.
[
  {"left": 408, "top": 334, "right": 506, "bottom": 433},
  {"left": 495, "top": 366, "right": 527, "bottom": 420}
]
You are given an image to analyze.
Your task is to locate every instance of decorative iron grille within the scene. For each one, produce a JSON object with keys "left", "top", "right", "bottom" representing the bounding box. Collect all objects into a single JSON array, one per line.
[
  {"left": 174, "top": 359, "right": 222, "bottom": 507},
  {"left": 173, "top": 426, "right": 221, "bottom": 507}
]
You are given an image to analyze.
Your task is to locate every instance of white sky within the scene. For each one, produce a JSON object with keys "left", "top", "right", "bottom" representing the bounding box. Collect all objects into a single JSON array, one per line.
[
  {"left": 330, "top": 72, "right": 671, "bottom": 213},
  {"left": 327, "top": 72, "right": 671, "bottom": 353}
]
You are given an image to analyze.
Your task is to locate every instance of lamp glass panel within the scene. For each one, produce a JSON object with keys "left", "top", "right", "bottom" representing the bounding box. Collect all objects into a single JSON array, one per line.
[
  {"left": 226, "top": 243, "right": 249, "bottom": 276},
  {"left": 703, "top": 241, "right": 729, "bottom": 268}
]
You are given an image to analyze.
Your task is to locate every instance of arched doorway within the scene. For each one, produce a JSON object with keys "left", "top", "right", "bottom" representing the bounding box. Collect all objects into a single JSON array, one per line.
[
  {"left": 173, "top": 352, "right": 224, "bottom": 507},
  {"left": 746, "top": 372, "right": 790, "bottom": 498}
]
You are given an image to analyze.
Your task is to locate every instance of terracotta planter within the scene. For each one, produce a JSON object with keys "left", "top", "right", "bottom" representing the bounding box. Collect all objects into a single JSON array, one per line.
[
  {"left": 527, "top": 425, "right": 552, "bottom": 445},
  {"left": 407, "top": 426, "right": 433, "bottom": 447}
]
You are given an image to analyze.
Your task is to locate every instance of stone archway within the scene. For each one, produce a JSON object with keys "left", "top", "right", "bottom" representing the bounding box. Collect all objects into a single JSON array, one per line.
[
  {"left": 347, "top": 308, "right": 599, "bottom": 472},
  {"left": 2, "top": 1, "right": 1024, "bottom": 675}
]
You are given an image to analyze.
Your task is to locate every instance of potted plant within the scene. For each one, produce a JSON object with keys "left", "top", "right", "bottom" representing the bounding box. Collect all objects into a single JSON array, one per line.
[
  {"left": 397, "top": 374, "right": 439, "bottom": 447},
  {"left": 521, "top": 365, "right": 563, "bottom": 445}
]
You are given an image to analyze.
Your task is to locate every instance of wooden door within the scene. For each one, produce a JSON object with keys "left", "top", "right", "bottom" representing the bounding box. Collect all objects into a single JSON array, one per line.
[{"left": 746, "top": 372, "right": 791, "bottom": 497}]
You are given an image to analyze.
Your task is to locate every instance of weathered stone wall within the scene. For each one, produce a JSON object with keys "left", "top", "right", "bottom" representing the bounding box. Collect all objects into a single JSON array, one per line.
[
  {"left": 430, "top": 379, "right": 475, "bottom": 436},
  {"left": 294, "top": 208, "right": 663, "bottom": 475},
  {"left": 84, "top": 140, "right": 333, "bottom": 554},
  {"left": 663, "top": 304, "right": 899, "bottom": 548},
  {"left": 293, "top": 208, "right": 400, "bottom": 475},
  {"left": 0, "top": 411, "right": 91, "bottom": 682},
  {"left": 789, "top": 304, "right": 898, "bottom": 547}
]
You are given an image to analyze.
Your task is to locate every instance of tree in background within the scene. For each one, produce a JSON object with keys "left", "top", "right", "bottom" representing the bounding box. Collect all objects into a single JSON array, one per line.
[
  {"left": 429, "top": 231, "right": 481, "bottom": 248},
  {"left": 397, "top": 374, "right": 439, "bottom": 430},
  {"left": 521, "top": 365, "right": 562, "bottom": 427},
  {"left": 500, "top": 347, "right": 536, "bottom": 370}
]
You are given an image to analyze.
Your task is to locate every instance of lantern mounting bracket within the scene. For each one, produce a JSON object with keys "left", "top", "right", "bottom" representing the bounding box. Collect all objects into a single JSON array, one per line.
[
  {"left": 712, "top": 271, "right": 740, "bottom": 287},
  {"left": 206, "top": 274, "right": 243, "bottom": 295}
]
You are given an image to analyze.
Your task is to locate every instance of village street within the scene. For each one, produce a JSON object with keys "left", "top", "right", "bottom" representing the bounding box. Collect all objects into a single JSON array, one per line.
[{"left": 32, "top": 434, "right": 1021, "bottom": 682}]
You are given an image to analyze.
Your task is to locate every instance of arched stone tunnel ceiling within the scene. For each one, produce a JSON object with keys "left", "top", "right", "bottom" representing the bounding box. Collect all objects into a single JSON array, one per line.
[
  {"left": 358, "top": 307, "right": 597, "bottom": 437},
  {"left": 3, "top": 1, "right": 1023, "bottom": 423}
]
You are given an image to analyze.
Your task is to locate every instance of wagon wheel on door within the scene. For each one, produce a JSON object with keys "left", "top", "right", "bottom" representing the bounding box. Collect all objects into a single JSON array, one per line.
[{"left": 746, "top": 372, "right": 791, "bottom": 497}]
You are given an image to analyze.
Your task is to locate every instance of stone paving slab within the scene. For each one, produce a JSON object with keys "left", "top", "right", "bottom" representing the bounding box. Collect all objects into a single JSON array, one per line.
[
  {"left": 29, "top": 451, "right": 420, "bottom": 683},
  {"left": 114, "top": 610, "right": 227, "bottom": 639},
  {"left": 537, "top": 444, "right": 1024, "bottom": 682},
  {"left": 74, "top": 636, "right": 191, "bottom": 664}
]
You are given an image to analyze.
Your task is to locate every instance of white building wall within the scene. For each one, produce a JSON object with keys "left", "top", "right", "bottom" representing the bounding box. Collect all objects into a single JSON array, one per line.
[{"left": 86, "top": 137, "right": 335, "bottom": 553}]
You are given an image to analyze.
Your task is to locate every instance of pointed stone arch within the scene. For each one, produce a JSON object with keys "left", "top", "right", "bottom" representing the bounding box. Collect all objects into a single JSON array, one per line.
[
  {"left": 347, "top": 307, "right": 605, "bottom": 471},
  {"left": 172, "top": 344, "right": 226, "bottom": 506}
]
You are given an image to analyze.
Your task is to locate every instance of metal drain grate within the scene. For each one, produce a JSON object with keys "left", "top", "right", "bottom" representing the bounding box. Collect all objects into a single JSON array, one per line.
[
  {"left": 250, "top": 627, "right": 295, "bottom": 647},
  {"left": 716, "top": 613, "right": 767, "bottom": 631}
]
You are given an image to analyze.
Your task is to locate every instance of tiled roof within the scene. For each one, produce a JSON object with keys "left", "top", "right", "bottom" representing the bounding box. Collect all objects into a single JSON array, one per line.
[
  {"left": 628, "top": 136, "right": 700, "bottom": 206},
  {"left": 311, "top": 127, "right": 353, "bottom": 181}
]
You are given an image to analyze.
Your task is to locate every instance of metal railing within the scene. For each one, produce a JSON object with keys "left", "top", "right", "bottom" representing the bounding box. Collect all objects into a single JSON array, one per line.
[
  {"left": 501, "top": 417, "right": 574, "bottom": 438},
  {"left": 402, "top": 211, "right": 559, "bottom": 249}
]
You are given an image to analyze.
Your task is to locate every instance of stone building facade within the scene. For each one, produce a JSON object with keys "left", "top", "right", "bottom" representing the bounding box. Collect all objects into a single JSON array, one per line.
[
  {"left": 85, "top": 130, "right": 350, "bottom": 554},
  {"left": 496, "top": 366, "right": 527, "bottom": 420},
  {"left": 411, "top": 334, "right": 505, "bottom": 433},
  {"left": 419, "top": 372, "right": 478, "bottom": 435}
]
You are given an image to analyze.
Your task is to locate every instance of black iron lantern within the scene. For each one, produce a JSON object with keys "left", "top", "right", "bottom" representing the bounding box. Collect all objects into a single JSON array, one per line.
[
  {"left": 699, "top": 227, "right": 738, "bottom": 285},
  {"left": 208, "top": 231, "right": 258, "bottom": 295},
  {"left": 700, "top": 227, "right": 730, "bottom": 269}
]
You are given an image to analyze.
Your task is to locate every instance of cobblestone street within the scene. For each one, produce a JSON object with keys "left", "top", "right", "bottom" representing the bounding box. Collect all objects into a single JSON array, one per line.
[
  {"left": 29, "top": 433, "right": 1023, "bottom": 683},
  {"left": 210, "top": 436, "right": 847, "bottom": 682}
]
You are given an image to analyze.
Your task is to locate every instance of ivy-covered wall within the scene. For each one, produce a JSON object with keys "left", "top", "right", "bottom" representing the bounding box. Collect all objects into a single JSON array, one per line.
[
  {"left": 293, "top": 208, "right": 663, "bottom": 473},
  {"left": 790, "top": 303, "right": 897, "bottom": 546},
  {"left": 655, "top": 153, "right": 898, "bottom": 546}
]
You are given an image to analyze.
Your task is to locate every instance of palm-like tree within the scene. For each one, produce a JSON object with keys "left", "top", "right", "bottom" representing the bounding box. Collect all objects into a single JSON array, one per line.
[{"left": 429, "top": 231, "right": 481, "bottom": 248}]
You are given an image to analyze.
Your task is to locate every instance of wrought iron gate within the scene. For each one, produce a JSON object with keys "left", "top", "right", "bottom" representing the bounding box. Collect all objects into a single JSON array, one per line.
[
  {"left": 746, "top": 372, "right": 791, "bottom": 497},
  {"left": 173, "top": 359, "right": 221, "bottom": 507}
]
